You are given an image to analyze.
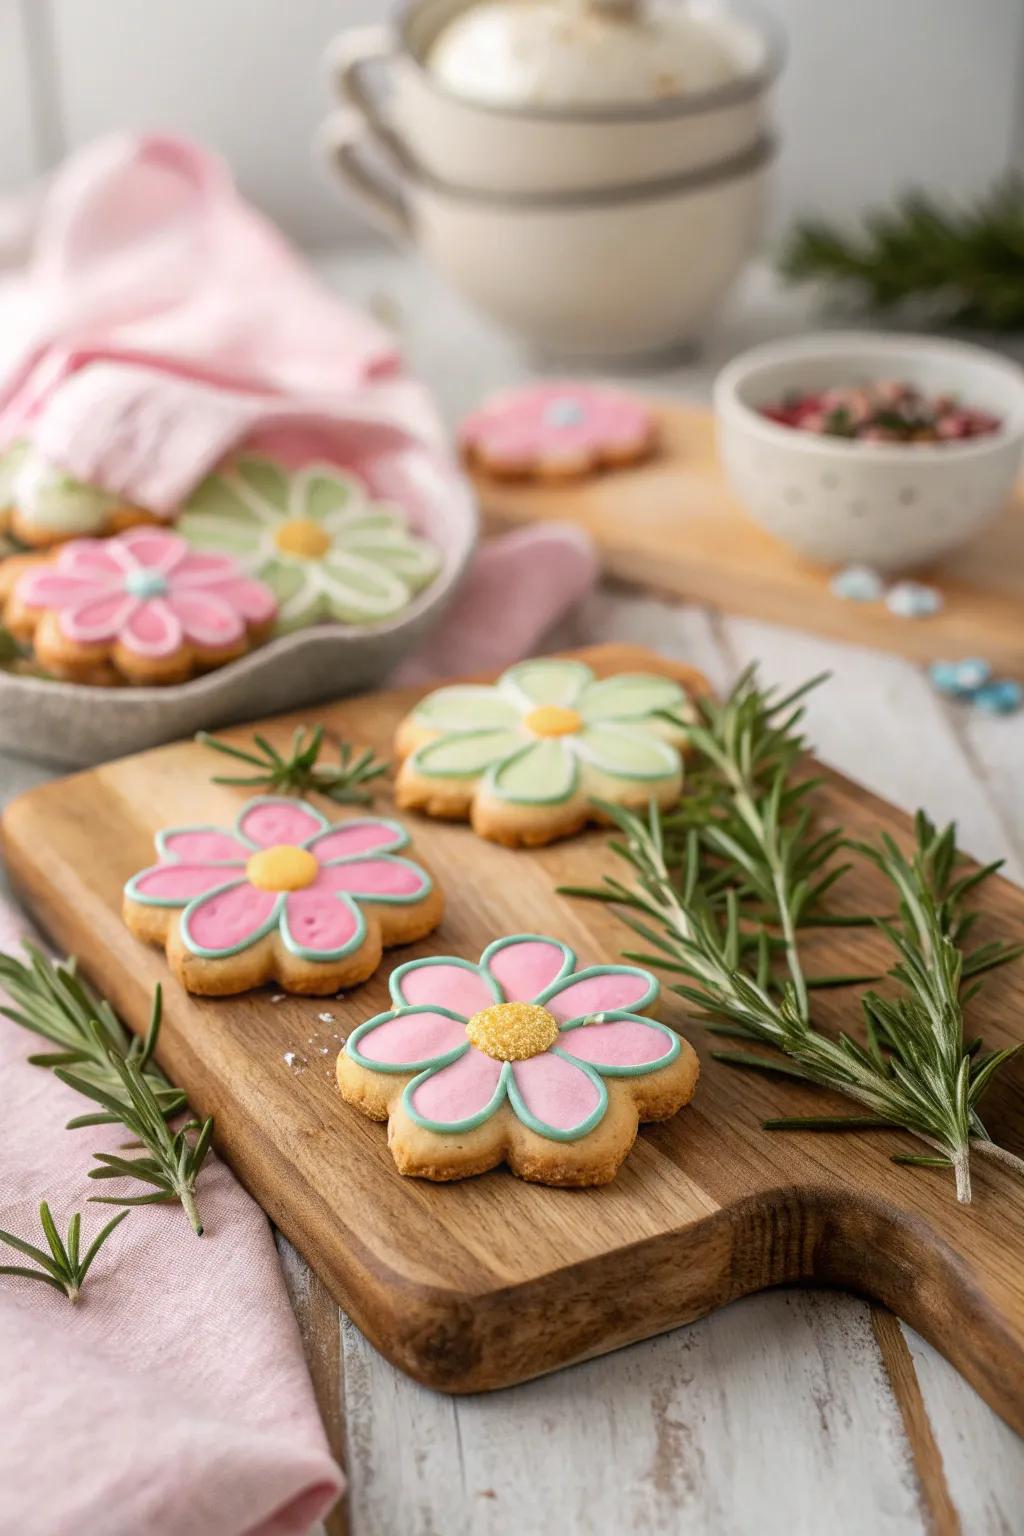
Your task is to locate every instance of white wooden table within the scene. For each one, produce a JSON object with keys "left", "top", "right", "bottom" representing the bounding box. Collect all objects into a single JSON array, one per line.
[{"left": 2, "top": 252, "right": 1023, "bottom": 1535}]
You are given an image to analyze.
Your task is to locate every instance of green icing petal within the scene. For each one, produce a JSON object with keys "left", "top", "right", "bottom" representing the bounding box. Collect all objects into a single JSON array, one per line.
[
  {"left": 235, "top": 456, "right": 291, "bottom": 512},
  {"left": 178, "top": 511, "right": 264, "bottom": 555},
  {"left": 257, "top": 557, "right": 309, "bottom": 605},
  {"left": 413, "top": 729, "right": 523, "bottom": 779},
  {"left": 578, "top": 673, "right": 686, "bottom": 723},
  {"left": 499, "top": 658, "right": 593, "bottom": 710},
  {"left": 575, "top": 724, "right": 680, "bottom": 781},
  {"left": 300, "top": 467, "right": 366, "bottom": 521},
  {"left": 413, "top": 685, "right": 520, "bottom": 733},
  {"left": 183, "top": 474, "right": 265, "bottom": 523},
  {"left": 488, "top": 738, "right": 579, "bottom": 806},
  {"left": 319, "top": 552, "right": 412, "bottom": 622}
]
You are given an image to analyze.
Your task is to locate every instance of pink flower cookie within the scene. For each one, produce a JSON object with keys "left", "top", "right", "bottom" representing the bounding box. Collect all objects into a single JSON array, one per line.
[
  {"left": 336, "top": 934, "right": 699, "bottom": 1185},
  {"left": 3, "top": 527, "right": 277, "bottom": 685},
  {"left": 460, "top": 382, "right": 657, "bottom": 481},
  {"left": 123, "top": 795, "right": 444, "bottom": 996}
]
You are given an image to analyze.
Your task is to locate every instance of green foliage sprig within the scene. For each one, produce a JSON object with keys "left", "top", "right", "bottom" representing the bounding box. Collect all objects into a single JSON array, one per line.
[
  {"left": 565, "top": 670, "right": 1024, "bottom": 1204},
  {"left": 0, "top": 949, "right": 213, "bottom": 1234},
  {"left": 197, "top": 723, "right": 389, "bottom": 805},
  {"left": 0, "top": 1202, "right": 127, "bottom": 1303},
  {"left": 779, "top": 176, "right": 1024, "bottom": 330}
]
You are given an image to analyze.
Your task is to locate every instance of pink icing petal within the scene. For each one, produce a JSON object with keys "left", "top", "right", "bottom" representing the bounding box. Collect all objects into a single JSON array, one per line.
[
  {"left": 393, "top": 961, "right": 495, "bottom": 1017},
  {"left": 168, "top": 551, "right": 244, "bottom": 586},
  {"left": 183, "top": 880, "right": 280, "bottom": 955},
  {"left": 119, "top": 597, "right": 182, "bottom": 658},
  {"left": 60, "top": 591, "right": 139, "bottom": 645},
  {"left": 486, "top": 938, "right": 571, "bottom": 1003},
  {"left": 55, "top": 540, "right": 127, "bottom": 578},
  {"left": 165, "top": 590, "right": 245, "bottom": 650},
  {"left": 160, "top": 829, "right": 251, "bottom": 863},
  {"left": 511, "top": 1051, "right": 603, "bottom": 1133},
  {"left": 558, "top": 1018, "right": 675, "bottom": 1070},
  {"left": 283, "top": 888, "right": 361, "bottom": 956},
  {"left": 354, "top": 1010, "right": 468, "bottom": 1067},
  {"left": 308, "top": 822, "right": 405, "bottom": 861},
  {"left": 408, "top": 1047, "right": 503, "bottom": 1126},
  {"left": 14, "top": 571, "right": 109, "bottom": 612},
  {"left": 325, "top": 857, "right": 428, "bottom": 900},
  {"left": 118, "top": 528, "right": 186, "bottom": 571},
  {"left": 237, "top": 799, "right": 325, "bottom": 849},
  {"left": 129, "top": 864, "right": 239, "bottom": 902},
  {"left": 544, "top": 969, "right": 655, "bottom": 1023},
  {"left": 200, "top": 578, "right": 277, "bottom": 626}
]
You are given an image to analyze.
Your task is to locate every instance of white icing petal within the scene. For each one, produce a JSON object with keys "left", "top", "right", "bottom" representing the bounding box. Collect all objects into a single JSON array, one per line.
[
  {"left": 498, "top": 658, "right": 594, "bottom": 711},
  {"left": 578, "top": 673, "right": 687, "bottom": 723},
  {"left": 413, "top": 728, "right": 524, "bottom": 778},
  {"left": 574, "top": 725, "right": 680, "bottom": 780},
  {"left": 413, "top": 684, "right": 521, "bottom": 733},
  {"left": 488, "top": 738, "right": 578, "bottom": 804}
]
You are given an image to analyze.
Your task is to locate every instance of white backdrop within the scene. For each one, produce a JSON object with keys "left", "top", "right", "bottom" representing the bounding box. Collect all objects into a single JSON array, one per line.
[{"left": 1, "top": 0, "right": 1023, "bottom": 248}]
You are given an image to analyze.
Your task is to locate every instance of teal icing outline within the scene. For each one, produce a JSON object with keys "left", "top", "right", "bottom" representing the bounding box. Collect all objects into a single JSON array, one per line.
[
  {"left": 485, "top": 737, "right": 580, "bottom": 807},
  {"left": 403, "top": 1054, "right": 510, "bottom": 1135},
  {"left": 505, "top": 1052, "right": 609, "bottom": 1141},
  {"left": 347, "top": 1005, "right": 471, "bottom": 1074},
  {"left": 497, "top": 657, "right": 594, "bottom": 711},
  {"left": 572, "top": 724, "right": 682, "bottom": 782},
  {"left": 479, "top": 934, "right": 576, "bottom": 996},
  {"left": 320, "top": 853, "right": 432, "bottom": 905},
  {"left": 279, "top": 888, "right": 367, "bottom": 963},
  {"left": 556, "top": 1010, "right": 681, "bottom": 1076},
  {"left": 409, "top": 726, "right": 524, "bottom": 781},
  {"left": 535, "top": 963, "right": 660, "bottom": 1016},
  {"left": 388, "top": 955, "right": 502, "bottom": 1010},
  {"left": 179, "top": 881, "right": 284, "bottom": 959}
]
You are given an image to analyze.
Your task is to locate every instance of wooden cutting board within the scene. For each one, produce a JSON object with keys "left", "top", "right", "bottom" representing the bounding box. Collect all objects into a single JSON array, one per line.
[
  {"left": 474, "top": 404, "right": 1024, "bottom": 673},
  {"left": 4, "top": 644, "right": 1024, "bottom": 1431}
]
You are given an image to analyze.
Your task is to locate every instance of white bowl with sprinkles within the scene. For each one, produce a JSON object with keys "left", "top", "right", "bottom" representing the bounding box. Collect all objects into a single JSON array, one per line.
[{"left": 714, "top": 333, "right": 1024, "bottom": 571}]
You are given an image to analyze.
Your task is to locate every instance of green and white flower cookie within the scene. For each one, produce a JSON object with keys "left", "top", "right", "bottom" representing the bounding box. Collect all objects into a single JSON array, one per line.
[
  {"left": 177, "top": 455, "right": 441, "bottom": 633},
  {"left": 395, "top": 655, "right": 696, "bottom": 848},
  {"left": 0, "top": 441, "right": 151, "bottom": 548}
]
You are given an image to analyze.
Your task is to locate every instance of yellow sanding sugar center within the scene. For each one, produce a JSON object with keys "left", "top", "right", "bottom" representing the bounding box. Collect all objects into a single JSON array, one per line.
[
  {"left": 274, "top": 518, "right": 331, "bottom": 558},
  {"left": 465, "top": 1001, "right": 560, "bottom": 1062},
  {"left": 246, "top": 844, "right": 319, "bottom": 892},
  {"left": 523, "top": 705, "right": 582, "bottom": 738}
]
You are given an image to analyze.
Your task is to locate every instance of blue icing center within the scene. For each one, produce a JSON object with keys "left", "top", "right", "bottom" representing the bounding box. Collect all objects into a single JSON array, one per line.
[
  {"left": 544, "top": 398, "right": 586, "bottom": 429},
  {"left": 124, "top": 568, "right": 169, "bottom": 599}
]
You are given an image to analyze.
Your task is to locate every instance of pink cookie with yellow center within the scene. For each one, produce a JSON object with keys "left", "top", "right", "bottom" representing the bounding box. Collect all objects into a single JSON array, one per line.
[
  {"left": 3, "top": 526, "right": 278, "bottom": 685},
  {"left": 337, "top": 933, "right": 699, "bottom": 1186},
  {"left": 460, "top": 382, "right": 656, "bottom": 481},
  {"left": 123, "top": 795, "right": 444, "bottom": 996}
]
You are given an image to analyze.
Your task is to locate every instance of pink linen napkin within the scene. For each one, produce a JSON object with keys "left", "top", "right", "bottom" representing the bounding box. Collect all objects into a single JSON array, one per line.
[{"left": 0, "top": 907, "right": 343, "bottom": 1536}]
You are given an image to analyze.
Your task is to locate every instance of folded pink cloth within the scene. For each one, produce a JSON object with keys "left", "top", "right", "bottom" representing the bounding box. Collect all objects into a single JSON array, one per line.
[
  {"left": 0, "top": 134, "right": 600, "bottom": 1535},
  {"left": 0, "top": 907, "right": 343, "bottom": 1536}
]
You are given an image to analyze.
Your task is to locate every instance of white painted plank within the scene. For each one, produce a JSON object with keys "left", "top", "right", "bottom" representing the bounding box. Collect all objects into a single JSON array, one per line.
[{"left": 343, "top": 1292, "right": 923, "bottom": 1536}]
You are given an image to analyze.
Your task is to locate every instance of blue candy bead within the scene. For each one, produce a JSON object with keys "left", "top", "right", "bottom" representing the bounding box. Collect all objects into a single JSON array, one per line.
[{"left": 974, "top": 679, "right": 1023, "bottom": 715}]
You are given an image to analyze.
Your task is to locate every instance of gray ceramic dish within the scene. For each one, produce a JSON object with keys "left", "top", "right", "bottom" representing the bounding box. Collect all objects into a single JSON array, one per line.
[{"left": 0, "top": 453, "right": 478, "bottom": 768}]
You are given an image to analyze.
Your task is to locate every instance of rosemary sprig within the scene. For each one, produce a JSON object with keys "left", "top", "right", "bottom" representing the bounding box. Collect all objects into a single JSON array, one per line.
[
  {"left": 197, "top": 724, "right": 389, "bottom": 805},
  {"left": 1, "top": 947, "right": 213, "bottom": 1233},
  {"left": 565, "top": 670, "right": 1024, "bottom": 1204},
  {"left": 0, "top": 1202, "right": 127, "bottom": 1302},
  {"left": 0, "top": 946, "right": 184, "bottom": 1123}
]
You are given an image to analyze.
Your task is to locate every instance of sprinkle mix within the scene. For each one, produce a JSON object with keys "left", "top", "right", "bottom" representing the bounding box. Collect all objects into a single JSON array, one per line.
[{"left": 762, "top": 381, "right": 1001, "bottom": 444}]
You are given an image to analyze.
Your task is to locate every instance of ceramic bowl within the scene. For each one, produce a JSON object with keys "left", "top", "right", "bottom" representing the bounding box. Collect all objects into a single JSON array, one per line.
[
  {"left": 322, "top": 113, "right": 772, "bottom": 357},
  {"left": 326, "top": 0, "right": 782, "bottom": 197},
  {"left": 714, "top": 334, "right": 1024, "bottom": 571},
  {"left": 0, "top": 444, "right": 477, "bottom": 768}
]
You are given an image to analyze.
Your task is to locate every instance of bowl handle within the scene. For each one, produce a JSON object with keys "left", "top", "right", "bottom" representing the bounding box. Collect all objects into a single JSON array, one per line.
[
  {"left": 318, "top": 110, "right": 412, "bottom": 245},
  {"left": 325, "top": 24, "right": 397, "bottom": 139}
]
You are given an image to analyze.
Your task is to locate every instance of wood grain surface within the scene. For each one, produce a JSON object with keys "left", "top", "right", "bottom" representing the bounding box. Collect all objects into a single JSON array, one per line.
[
  {"left": 3, "top": 643, "right": 1024, "bottom": 1436},
  {"left": 473, "top": 405, "right": 1024, "bottom": 674}
]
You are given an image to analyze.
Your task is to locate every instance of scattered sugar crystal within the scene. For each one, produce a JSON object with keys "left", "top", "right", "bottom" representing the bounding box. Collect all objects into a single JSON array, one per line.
[{"left": 318, "top": 1012, "right": 335, "bottom": 1024}]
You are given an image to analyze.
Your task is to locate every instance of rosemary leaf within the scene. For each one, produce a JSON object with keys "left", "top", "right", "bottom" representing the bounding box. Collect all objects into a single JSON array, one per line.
[
  {"left": 0, "top": 1203, "right": 127, "bottom": 1302},
  {"left": 197, "top": 723, "right": 389, "bottom": 805}
]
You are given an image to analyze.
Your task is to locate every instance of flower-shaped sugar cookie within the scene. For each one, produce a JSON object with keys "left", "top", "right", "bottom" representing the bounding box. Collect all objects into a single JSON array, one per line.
[
  {"left": 337, "top": 934, "right": 699, "bottom": 1185},
  {"left": 394, "top": 656, "right": 693, "bottom": 846},
  {"left": 123, "top": 795, "right": 443, "bottom": 995},
  {"left": 178, "top": 455, "right": 441, "bottom": 633},
  {"left": 460, "top": 382, "right": 656, "bottom": 480},
  {"left": 3, "top": 528, "right": 277, "bottom": 684},
  {"left": 0, "top": 441, "right": 155, "bottom": 547}
]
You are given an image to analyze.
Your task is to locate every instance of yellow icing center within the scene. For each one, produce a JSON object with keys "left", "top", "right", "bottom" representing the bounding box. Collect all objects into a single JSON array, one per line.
[
  {"left": 274, "top": 518, "right": 330, "bottom": 558},
  {"left": 523, "top": 705, "right": 582, "bottom": 738},
  {"left": 465, "top": 1001, "right": 559, "bottom": 1062},
  {"left": 246, "top": 844, "right": 319, "bottom": 891}
]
